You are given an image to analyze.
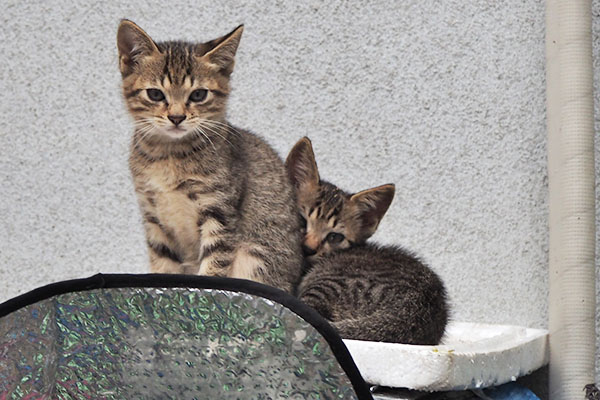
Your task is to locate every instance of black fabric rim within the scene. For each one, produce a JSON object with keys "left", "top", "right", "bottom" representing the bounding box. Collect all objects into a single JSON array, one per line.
[{"left": 0, "top": 273, "right": 374, "bottom": 400}]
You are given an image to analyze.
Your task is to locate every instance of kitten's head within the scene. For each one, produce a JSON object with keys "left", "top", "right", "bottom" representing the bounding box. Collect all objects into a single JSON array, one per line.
[
  {"left": 285, "top": 137, "right": 395, "bottom": 260},
  {"left": 117, "top": 20, "right": 243, "bottom": 141}
]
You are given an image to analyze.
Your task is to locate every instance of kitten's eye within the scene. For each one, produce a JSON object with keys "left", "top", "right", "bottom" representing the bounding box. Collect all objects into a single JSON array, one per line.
[
  {"left": 326, "top": 232, "right": 345, "bottom": 244},
  {"left": 189, "top": 89, "right": 208, "bottom": 103},
  {"left": 147, "top": 89, "right": 165, "bottom": 102}
]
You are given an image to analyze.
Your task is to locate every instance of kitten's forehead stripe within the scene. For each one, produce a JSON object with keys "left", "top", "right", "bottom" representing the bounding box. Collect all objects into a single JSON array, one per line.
[
  {"left": 315, "top": 182, "right": 346, "bottom": 222},
  {"left": 316, "top": 207, "right": 323, "bottom": 219},
  {"left": 325, "top": 208, "right": 337, "bottom": 220},
  {"left": 185, "top": 47, "right": 194, "bottom": 78},
  {"left": 162, "top": 48, "right": 173, "bottom": 84},
  {"left": 157, "top": 41, "right": 199, "bottom": 87}
]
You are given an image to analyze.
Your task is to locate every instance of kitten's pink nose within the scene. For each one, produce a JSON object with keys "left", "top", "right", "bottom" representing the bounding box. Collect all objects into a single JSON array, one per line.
[{"left": 168, "top": 115, "right": 186, "bottom": 126}]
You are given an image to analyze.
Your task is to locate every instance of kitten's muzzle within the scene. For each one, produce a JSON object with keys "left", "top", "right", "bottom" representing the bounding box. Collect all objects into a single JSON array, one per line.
[{"left": 302, "top": 233, "right": 320, "bottom": 256}]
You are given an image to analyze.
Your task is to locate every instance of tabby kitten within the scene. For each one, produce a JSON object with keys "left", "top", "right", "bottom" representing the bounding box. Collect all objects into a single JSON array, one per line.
[
  {"left": 117, "top": 20, "right": 303, "bottom": 292},
  {"left": 286, "top": 137, "right": 448, "bottom": 344}
]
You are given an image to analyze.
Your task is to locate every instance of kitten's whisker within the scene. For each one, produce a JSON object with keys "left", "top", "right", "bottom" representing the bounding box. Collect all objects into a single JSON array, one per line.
[
  {"left": 197, "top": 122, "right": 234, "bottom": 147},
  {"left": 187, "top": 129, "right": 204, "bottom": 149},
  {"left": 133, "top": 117, "right": 155, "bottom": 123},
  {"left": 201, "top": 120, "right": 242, "bottom": 147},
  {"left": 201, "top": 119, "right": 241, "bottom": 138},
  {"left": 200, "top": 119, "right": 230, "bottom": 128},
  {"left": 132, "top": 125, "right": 156, "bottom": 148},
  {"left": 135, "top": 125, "right": 154, "bottom": 138},
  {"left": 192, "top": 127, "right": 217, "bottom": 152},
  {"left": 132, "top": 128, "right": 150, "bottom": 143},
  {"left": 132, "top": 118, "right": 156, "bottom": 128},
  {"left": 135, "top": 122, "right": 153, "bottom": 131},
  {"left": 132, "top": 121, "right": 154, "bottom": 131}
]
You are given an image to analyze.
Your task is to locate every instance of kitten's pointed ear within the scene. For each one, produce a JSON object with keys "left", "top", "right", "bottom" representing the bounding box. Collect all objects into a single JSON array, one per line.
[
  {"left": 201, "top": 25, "right": 244, "bottom": 75},
  {"left": 117, "top": 19, "right": 159, "bottom": 76},
  {"left": 285, "top": 137, "right": 320, "bottom": 193},
  {"left": 349, "top": 184, "right": 395, "bottom": 240}
]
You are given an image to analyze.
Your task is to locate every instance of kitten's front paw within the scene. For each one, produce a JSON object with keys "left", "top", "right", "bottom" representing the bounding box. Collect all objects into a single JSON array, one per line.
[{"left": 180, "top": 263, "right": 200, "bottom": 275}]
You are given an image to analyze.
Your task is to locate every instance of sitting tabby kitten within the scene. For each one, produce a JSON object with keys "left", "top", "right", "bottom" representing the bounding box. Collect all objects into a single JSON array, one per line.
[
  {"left": 286, "top": 137, "right": 448, "bottom": 344},
  {"left": 117, "top": 20, "right": 303, "bottom": 292}
]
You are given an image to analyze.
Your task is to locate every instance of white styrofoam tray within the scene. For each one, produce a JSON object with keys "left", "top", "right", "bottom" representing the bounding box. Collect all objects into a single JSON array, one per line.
[{"left": 343, "top": 321, "right": 548, "bottom": 391}]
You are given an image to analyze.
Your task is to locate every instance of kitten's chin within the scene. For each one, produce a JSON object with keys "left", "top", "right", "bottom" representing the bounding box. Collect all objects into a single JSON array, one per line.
[{"left": 158, "top": 127, "right": 193, "bottom": 141}]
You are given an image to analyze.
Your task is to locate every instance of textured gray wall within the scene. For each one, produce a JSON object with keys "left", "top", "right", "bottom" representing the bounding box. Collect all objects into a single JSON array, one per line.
[{"left": 0, "top": 0, "right": 597, "bottom": 376}]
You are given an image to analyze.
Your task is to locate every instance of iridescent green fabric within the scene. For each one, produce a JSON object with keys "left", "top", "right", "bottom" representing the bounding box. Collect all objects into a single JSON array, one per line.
[{"left": 0, "top": 288, "right": 358, "bottom": 399}]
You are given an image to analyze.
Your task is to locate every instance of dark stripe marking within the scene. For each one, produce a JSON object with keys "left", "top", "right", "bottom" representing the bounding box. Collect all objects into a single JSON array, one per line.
[
  {"left": 133, "top": 144, "right": 165, "bottom": 163},
  {"left": 125, "top": 89, "right": 142, "bottom": 99},
  {"left": 212, "top": 258, "right": 232, "bottom": 269},
  {"left": 203, "top": 207, "right": 228, "bottom": 227},
  {"left": 148, "top": 241, "right": 182, "bottom": 263},
  {"left": 144, "top": 213, "right": 160, "bottom": 225},
  {"left": 202, "top": 241, "right": 234, "bottom": 259},
  {"left": 247, "top": 248, "right": 267, "bottom": 261}
]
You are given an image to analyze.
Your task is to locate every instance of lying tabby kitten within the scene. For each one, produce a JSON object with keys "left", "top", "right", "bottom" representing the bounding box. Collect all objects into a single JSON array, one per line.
[
  {"left": 286, "top": 137, "right": 448, "bottom": 344},
  {"left": 117, "top": 20, "right": 303, "bottom": 292}
]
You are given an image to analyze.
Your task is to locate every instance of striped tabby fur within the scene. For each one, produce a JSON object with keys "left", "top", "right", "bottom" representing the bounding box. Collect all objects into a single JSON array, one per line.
[
  {"left": 286, "top": 137, "right": 448, "bottom": 344},
  {"left": 117, "top": 20, "right": 303, "bottom": 292}
]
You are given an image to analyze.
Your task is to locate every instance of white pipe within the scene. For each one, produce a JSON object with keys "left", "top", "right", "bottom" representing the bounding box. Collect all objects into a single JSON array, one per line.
[{"left": 546, "top": 0, "right": 596, "bottom": 398}]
